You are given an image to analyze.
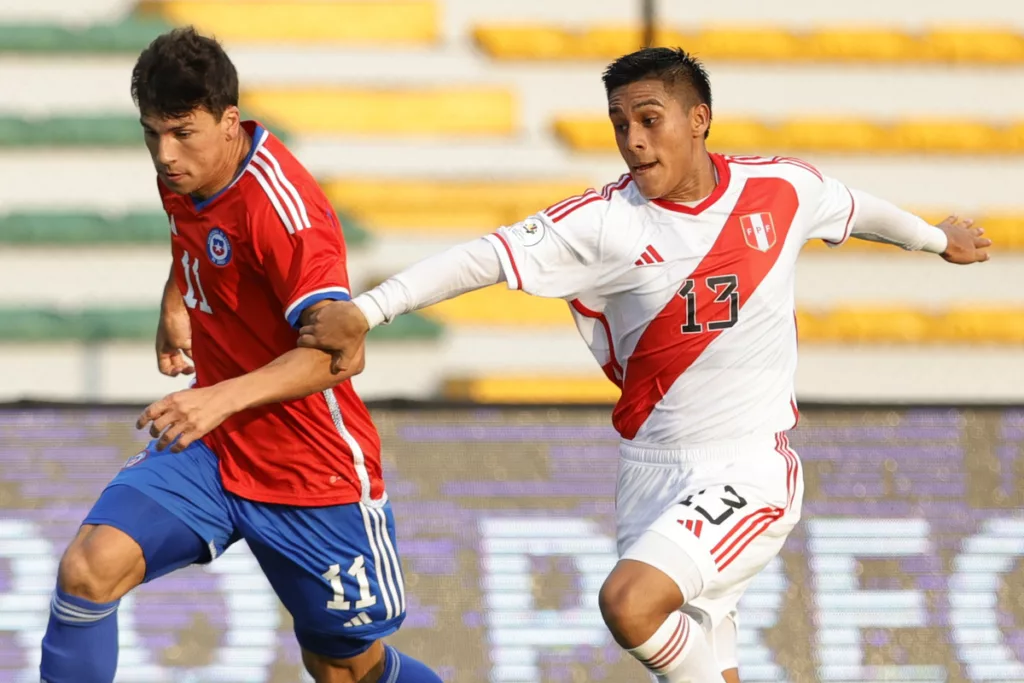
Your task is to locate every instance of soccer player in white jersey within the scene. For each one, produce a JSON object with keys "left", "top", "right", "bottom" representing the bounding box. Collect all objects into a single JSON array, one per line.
[{"left": 298, "top": 48, "right": 991, "bottom": 682}]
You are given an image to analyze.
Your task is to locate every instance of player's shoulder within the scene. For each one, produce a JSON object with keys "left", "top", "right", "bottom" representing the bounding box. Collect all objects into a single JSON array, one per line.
[
  {"left": 724, "top": 154, "right": 825, "bottom": 186},
  {"left": 538, "top": 173, "right": 638, "bottom": 228},
  {"left": 237, "top": 123, "right": 328, "bottom": 232}
]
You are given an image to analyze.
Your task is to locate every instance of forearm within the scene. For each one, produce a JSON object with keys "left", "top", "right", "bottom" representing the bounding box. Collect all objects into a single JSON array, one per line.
[
  {"left": 217, "top": 347, "right": 338, "bottom": 412},
  {"left": 161, "top": 264, "right": 186, "bottom": 314},
  {"left": 353, "top": 237, "right": 503, "bottom": 329},
  {"left": 849, "top": 189, "right": 948, "bottom": 253}
]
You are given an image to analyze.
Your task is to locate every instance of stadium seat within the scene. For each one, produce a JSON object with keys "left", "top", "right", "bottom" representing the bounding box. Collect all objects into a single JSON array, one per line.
[
  {"left": 472, "top": 26, "right": 574, "bottom": 60},
  {"left": 940, "top": 308, "right": 1024, "bottom": 344},
  {"left": 685, "top": 27, "right": 803, "bottom": 62},
  {"left": 0, "top": 18, "right": 169, "bottom": 53},
  {"left": 421, "top": 285, "right": 573, "bottom": 326},
  {"left": 244, "top": 88, "right": 516, "bottom": 135},
  {"left": 139, "top": 1, "right": 438, "bottom": 44},
  {"left": 800, "top": 29, "right": 920, "bottom": 63},
  {"left": 814, "top": 307, "right": 935, "bottom": 343},
  {"left": 443, "top": 375, "right": 619, "bottom": 403},
  {"left": 579, "top": 26, "right": 687, "bottom": 58},
  {"left": 554, "top": 116, "right": 1024, "bottom": 154},
  {"left": 924, "top": 28, "right": 1024, "bottom": 64},
  {"left": 889, "top": 119, "right": 1007, "bottom": 154},
  {"left": 775, "top": 118, "right": 886, "bottom": 153},
  {"left": 0, "top": 307, "right": 439, "bottom": 343},
  {"left": 473, "top": 23, "right": 1024, "bottom": 65},
  {"left": 323, "top": 179, "right": 589, "bottom": 231},
  {"left": 0, "top": 115, "right": 140, "bottom": 147},
  {"left": 0, "top": 210, "right": 370, "bottom": 246}
]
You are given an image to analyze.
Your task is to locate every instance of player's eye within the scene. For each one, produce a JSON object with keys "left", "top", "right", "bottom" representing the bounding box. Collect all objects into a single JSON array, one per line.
[
  {"left": 643, "top": 116, "right": 658, "bottom": 127},
  {"left": 614, "top": 122, "right": 629, "bottom": 133},
  {"left": 176, "top": 131, "right": 192, "bottom": 139}
]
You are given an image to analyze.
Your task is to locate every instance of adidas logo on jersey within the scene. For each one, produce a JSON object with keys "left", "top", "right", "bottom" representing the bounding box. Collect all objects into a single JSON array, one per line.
[
  {"left": 344, "top": 612, "right": 373, "bottom": 628},
  {"left": 634, "top": 244, "right": 664, "bottom": 266}
]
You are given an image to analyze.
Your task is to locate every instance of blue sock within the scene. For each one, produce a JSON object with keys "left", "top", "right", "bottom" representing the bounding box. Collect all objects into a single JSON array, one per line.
[
  {"left": 40, "top": 587, "right": 119, "bottom": 683},
  {"left": 381, "top": 644, "right": 444, "bottom": 683}
]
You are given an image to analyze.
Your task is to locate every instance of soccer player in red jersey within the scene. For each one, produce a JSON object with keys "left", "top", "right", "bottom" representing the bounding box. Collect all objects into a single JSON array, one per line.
[{"left": 39, "top": 28, "right": 442, "bottom": 683}]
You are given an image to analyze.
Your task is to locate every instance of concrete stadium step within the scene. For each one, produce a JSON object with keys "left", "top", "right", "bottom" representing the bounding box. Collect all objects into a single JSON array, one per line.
[
  {"left": 138, "top": 0, "right": 439, "bottom": 46},
  {"left": 440, "top": 0, "right": 1024, "bottom": 31},
  {"left": 0, "top": 306, "right": 440, "bottom": 344},
  {"left": 438, "top": 344, "right": 1024, "bottom": 404},
  {"left": 0, "top": 114, "right": 140, "bottom": 147},
  {"left": 4, "top": 245, "right": 1019, "bottom": 310},
  {"left": 415, "top": 284, "right": 1024, "bottom": 345},
  {"left": 244, "top": 87, "right": 516, "bottom": 136},
  {"left": 556, "top": 116, "right": 1024, "bottom": 155},
  {"left": 5, "top": 52, "right": 1022, "bottom": 123},
  {"left": 0, "top": 17, "right": 169, "bottom": 54},
  {"left": 4, "top": 332, "right": 1023, "bottom": 404},
  {"left": 4, "top": 149, "right": 1021, "bottom": 217},
  {"left": 474, "top": 25, "right": 1024, "bottom": 65},
  {"left": 0, "top": 210, "right": 370, "bottom": 246},
  {"left": 0, "top": 0, "right": 135, "bottom": 24}
]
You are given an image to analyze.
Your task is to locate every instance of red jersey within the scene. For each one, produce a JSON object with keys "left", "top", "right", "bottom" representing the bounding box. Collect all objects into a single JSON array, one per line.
[{"left": 159, "top": 121, "right": 384, "bottom": 506}]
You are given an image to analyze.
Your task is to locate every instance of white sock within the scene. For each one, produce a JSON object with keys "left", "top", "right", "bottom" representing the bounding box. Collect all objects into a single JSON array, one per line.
[{"left": 628, "top": 612, "right": 726, "bottom": 682}]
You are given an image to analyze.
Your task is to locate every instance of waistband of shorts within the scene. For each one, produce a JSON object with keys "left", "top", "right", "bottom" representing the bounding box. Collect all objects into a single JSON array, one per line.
[{"left": 618, "top": 433, "right": 784, "bottom": 464}]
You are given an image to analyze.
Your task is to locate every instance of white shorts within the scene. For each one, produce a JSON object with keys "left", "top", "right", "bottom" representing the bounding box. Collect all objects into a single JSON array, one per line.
[{"left": 616, "top": 432, "right": 803, "bottom": 629}]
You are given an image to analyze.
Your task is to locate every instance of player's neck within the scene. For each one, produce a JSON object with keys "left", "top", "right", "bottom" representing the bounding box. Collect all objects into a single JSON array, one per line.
[
  {"left": 191, "top": 129, "right": 253, "bottom": 202},
  {"left": 660, "top": 152, "right": 717, "bottom": 205}
]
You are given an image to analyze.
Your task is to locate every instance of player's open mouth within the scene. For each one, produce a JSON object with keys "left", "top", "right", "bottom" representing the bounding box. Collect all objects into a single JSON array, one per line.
[
  {"left": 164, "top": 172, "right": 185, "bottom": 182},
  {"left": 632, "top": 162, "right": 658, "bottom": 175}
]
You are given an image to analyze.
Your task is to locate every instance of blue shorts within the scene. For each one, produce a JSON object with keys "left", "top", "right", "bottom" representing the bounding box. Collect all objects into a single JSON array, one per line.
[{"left": 84, "top": 439, "right": 406, "bottom": 659}]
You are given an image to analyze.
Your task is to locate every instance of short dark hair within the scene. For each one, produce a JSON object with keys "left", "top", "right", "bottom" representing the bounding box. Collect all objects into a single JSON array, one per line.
[
  {"left": 131, "top": 26, "right": 239, "bottom": 120},
  {"left": 602, "top": 47, "right": 713, "bottom": 138}
]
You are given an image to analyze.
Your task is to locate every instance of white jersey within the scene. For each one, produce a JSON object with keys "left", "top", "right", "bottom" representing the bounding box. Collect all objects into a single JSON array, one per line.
[{"left": 483, "top": 153, "right": 857, "bottom": 447}]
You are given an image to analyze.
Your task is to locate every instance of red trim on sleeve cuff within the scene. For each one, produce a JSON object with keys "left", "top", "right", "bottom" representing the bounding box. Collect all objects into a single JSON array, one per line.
[{"left": 493, "top": 232, "right": 523, "bottom": 291}]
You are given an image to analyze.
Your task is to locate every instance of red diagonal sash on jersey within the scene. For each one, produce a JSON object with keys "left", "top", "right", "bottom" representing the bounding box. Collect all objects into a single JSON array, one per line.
[{"left": 612, "top": 178, "right": 799, "bottom": 439}]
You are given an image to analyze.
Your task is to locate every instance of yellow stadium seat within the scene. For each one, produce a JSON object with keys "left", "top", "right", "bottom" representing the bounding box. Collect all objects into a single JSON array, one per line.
[
  {"left": 940, "top": 308, "right": 1024, "bottom": 344},
  {"left": 979, "top": 214, "right": 1024, "bottom": 249},
  {"left": 800, "top": 29, "right": 920, "bottom": 63},
  {"left": 444, "top": 376, "right": 619, "bottom": 403},
  {"left": 578, "top": 26, "right": 689, "bottom": 59},
  {"left": 775, "top": 118, "right": 887, "bottom": 153},
  {"left": 1005, "top": 122, "right": 1024, "bottom": 153},
  {"left": 889, "top": 119, "right": 1006, "bottom": 154},
  {"left": 244, "top": 89, "right": 516, "bottom": 136},
  {"left": 324, "top": 179, "right": 587, "bottom": 231},
  {"left": 686, "top": 27, "right": 802, "bottom": 61},
  {"left": 814, "top": 307, "right": 935, "bottom": 344},
  {"left": 553, "top": 117, "right": 613, "bottom": 151},
  {"left": 421, "top": 285, "right": 573, "bottom": 326},
  {"left": 472, "top": 26, "right": 572, "bottom": 60},
  {"left": 924, "top": 29, "right": 1024, "bottom": 64},
  {"left": 144, "top": 1, "right": 438, "bottom": 44},
  {"left": 708, "top": 119, "right": 774, "bottom": 151}
]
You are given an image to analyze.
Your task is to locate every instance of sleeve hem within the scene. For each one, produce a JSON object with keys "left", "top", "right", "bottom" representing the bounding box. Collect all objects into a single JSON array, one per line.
[
  {"left": 285, "top": 287, "right": 351, "bottom": 328},
  {"left": 483, "top": 232, "right": 522, "bottom": 290},
  {"left": 824, "top": 184, "right": 857, "bottom": 249}
]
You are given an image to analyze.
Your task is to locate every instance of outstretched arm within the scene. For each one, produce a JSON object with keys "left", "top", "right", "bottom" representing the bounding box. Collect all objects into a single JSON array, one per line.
[
  {"left": 848, "top": 189, "right": 991, "bottom": 263},
  {"left": 297, "top": 237, "right": 504, "bottom": 373}
]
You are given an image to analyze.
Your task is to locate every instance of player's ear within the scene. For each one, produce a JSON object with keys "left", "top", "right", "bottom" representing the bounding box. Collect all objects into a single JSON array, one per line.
[
  {"left": 691, "top": 103, "right": 711, "bottom": 140},
  {"left": 221, "top": 106, "right": 241, "bottom": 140}
]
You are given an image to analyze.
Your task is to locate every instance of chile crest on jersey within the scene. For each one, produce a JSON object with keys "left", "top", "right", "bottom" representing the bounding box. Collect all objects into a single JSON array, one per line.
[{"left": 206, "top": 227, "right": 233, "bottom": 266}]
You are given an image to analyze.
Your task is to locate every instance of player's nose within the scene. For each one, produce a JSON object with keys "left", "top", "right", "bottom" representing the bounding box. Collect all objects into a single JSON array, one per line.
[
  {"left": 155, "top": 136, "right": 177, "bottom": 166},
  {"left": 626, "top": 126, "right": 648, "bottom": 152}
]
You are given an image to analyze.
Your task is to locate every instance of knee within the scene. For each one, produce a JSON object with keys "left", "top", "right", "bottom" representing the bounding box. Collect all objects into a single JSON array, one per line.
[
  {"left": 57, "top": 527, "right": 144, "bottom": 603},
  {"left": 599, "top": 561, "right": 684, "bottom": 648}
]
